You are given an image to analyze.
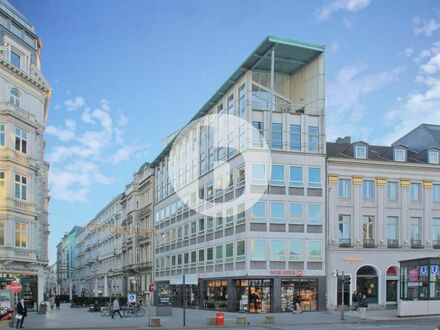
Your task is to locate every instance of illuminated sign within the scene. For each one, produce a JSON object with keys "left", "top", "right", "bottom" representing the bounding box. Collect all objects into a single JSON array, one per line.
[
  {"left": 342, "top": 257, "right": 364, "bottom": 264},
  {"left": 269, "top": 270, "right": 303, "bottom": 276}
]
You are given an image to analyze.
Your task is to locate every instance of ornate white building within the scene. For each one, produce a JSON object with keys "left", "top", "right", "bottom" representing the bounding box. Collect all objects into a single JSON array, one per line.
[{"left": 0, "top": 0, "right": 51, "bottom": 310}]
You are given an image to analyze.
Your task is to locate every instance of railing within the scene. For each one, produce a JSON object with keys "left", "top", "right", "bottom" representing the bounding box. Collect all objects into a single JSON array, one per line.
[
  {"left": 387, "top": 239, "right": 399, "bottom": 248},
  {"left": 363, "top": 239, "right": 376, "bottom": 248},
  {"left": 338, "top": 238, "right": 352, "bottom": 247},
  {"left": 411, "top": 239, "right": 423, "bottom": 248}
]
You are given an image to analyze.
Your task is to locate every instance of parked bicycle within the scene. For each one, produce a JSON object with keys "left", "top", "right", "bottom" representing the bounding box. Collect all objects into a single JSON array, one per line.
[
  {"left": 100, "top": 304, "right": 112, "bottom": 317},
  {"left": 122, "top": 304, "right": 145, "bottom": 317}
]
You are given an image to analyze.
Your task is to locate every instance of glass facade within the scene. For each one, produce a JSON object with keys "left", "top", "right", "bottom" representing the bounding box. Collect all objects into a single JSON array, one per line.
[
  {"left": 236, "top": 279, "right": 271, "bottom": 313},
  {"left": 281, "top": 278, "right": 318, "bottom": 312},
  {"left": 400, "top": 258, "right": 440, "bottom": 301}
]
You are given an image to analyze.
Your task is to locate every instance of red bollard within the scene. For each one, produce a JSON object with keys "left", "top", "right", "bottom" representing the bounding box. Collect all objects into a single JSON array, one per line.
[{"left": 215, "top": 312, "right": 224, "bottom": 326}]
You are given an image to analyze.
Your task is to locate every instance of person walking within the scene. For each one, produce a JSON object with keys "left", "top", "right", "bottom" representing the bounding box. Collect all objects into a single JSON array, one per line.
[
  {"left": 49, "top": 295, "right": 55, "bottom": 310},
  {"left": 111, "top": 298, "right": 123, "bottom": 319},
  {"left": 351, "top": 290, "right": 359, "bottom": 312},
  {"left": 293, "top": 293, "right": 302, "bottom": 314},
  {"left": 15, "top": 298, "right": 27, "bottom": 329},
  {"left": 55, "top": 295, "right": 61, "bottom": 310},
  {"left": 359, "top": 294, "right": 368, "bottom": 320}
]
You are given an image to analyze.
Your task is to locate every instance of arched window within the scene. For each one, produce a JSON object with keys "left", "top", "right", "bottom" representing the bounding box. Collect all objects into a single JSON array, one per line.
[{"left": 10, "top": 88, "right": 20, "bottom": 107}]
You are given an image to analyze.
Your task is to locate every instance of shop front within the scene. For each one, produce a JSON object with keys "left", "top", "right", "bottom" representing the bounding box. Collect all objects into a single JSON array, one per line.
[
  {"left": 0, "top": 273, "right": 38, "bottom": 311},
  {"left": 204, "top": 280, "right": 228, "bottom": 310},
  {"left": 236, "top": 279, "right": 272, "bottom": 313},
  {"left": 280, "top": 278, "right": 318, "bottom": 312}
]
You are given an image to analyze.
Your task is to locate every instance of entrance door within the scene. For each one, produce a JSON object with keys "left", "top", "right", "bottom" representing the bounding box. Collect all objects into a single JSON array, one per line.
[
  {"left": 386, "top": 266, "right": 398, "bottom": 304},
  {"left": 357, "top": 266, "right": 378, "bottom": 304},
  {"left": 337, "top": 275, "right": 350, "bottom": 306}
]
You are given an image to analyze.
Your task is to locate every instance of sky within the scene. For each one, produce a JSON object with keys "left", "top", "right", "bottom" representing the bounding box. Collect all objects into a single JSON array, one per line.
[{"left": 10, "top": 0, "right": 440, "bottom": 263}]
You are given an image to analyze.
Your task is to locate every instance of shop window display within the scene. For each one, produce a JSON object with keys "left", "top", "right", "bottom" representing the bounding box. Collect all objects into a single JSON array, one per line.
[
  {"left": 0, "top": 274, "right": 37, "bottom": 311},
  {"left": 280, "top": 279, "right": 318, "bottom": 312},
  {"left": 236, "top": 279, "right": 271, "bottom": 313},
  {"left": 205, "top": 280, "right": 227, "bottom": 310}
]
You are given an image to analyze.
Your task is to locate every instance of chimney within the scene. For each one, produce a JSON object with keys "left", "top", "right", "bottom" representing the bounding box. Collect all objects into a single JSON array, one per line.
[{"left": 336, "top": 136, "right": 351, "bottom": 144}]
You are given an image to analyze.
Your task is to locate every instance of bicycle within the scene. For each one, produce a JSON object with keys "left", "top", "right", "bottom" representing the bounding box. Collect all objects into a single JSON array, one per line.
[
  {"left": 100, "top": 304, "right": 111, "bottom": 317},
  {"left": 122, "top": 304, "right": 145, "bottom": 317}
]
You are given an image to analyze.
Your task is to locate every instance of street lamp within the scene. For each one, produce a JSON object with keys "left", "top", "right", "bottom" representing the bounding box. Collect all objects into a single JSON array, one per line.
[
  {"left": 108, "top": 269, "right": 114, "bottom": 303},
  {"left": 332, "top": 269, "right": 349, "bottom": 321}
]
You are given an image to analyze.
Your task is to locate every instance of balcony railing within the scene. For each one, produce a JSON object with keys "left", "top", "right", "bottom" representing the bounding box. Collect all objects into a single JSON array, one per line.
[
  {"left": 387, "top": 239, "right": 399, "bottom": 248},
  {"left": 363, "top": 239, "right": 376, "bottom": 248},
  {"left": 411, "top": 239, "right": 423, "bottom": 248},
  {"left": 433, "top": 240, "right": 440, "bottom": 249},
  {"left": 338, "top": 238, "right": 352, "bottom": 247}
]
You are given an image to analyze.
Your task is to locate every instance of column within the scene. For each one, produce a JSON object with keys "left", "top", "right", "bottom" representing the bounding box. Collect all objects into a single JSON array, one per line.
[
  {"left": 352, "top": 176, "right": 363, "bottom": 247},
  {"left": 94, "top": 278, "right": 98, "bottom": 297},
  {"left": 400, "top": 179, "right": 410, "bottom": 248},
  {"left": 69, "top": 281, "right": 73, "bottom": 301},
  {"left": 328, "top": 174, "right": 338, "bottom": 246},
  {"left": 376, "top": 177, "right": 387, "bottom": 247},
  {"left": 423, "top": 180, "right": 433, "bottom": 248},
  {"left": 104, "top": 275, "right": 108, "bottom": 297}
]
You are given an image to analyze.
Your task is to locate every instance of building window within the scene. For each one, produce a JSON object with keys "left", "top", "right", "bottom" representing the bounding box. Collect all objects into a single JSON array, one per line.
[
  {"left": 15, "top": 222, "right": 27, "bottom": 248},
  {"left": 410, "top": 217, "right": 422, "bottom": 247},
  {"left": 394, "top": 148, "right": 406, "bottom": 161},
  {"left": 252, "top": 121, "right": 264, "bottom": 147},
  {"left": 10, "top": 88, "right": 20, "bottom": 107},
  {"left": 15, "top": 127, "right": 27, "bottom": 154},
  {"left": 308, "top": 126, "right": 319, "bottom": 152},
  {"left": 433, "top": 219, "right": 440, "bottom": 246},
  {"left": 338, "top": 215, "right": 351, "bottom": 246},
  {"left": 271, "top": 202, "right": 284, "bottom": 223},
  {"left": 198, "top": 249, "right": 204, "bottom": 263},
  {"left": 251, "top": 239, "right": 265, "bottom": 260},
  {"left": 387, "top": 216, "right": 398, "bottom": 247},
  {"left": 410, "top": 183, "right": 421, "bottom": 201},
  {"left": 271, "top": 165, "right": 284, "bottom": 186},
  {"left": 338, "top": 179, "right": 351, "bottom": 198},
  {"left": 362, "top": 215, "right": 375, "bottom": 246},
  {"left": 226, "top": 243, "right": 233, "bottom": 260},
  {"left": 0, "top": 220, "right": 4, "bottom": 245},
  {"left": 290, "top": 124, "right": 301, "bottom": 151},
  {"left": 237, "top": 240, "right": 245, "bottom": 258},
  {"left": 215, "top": 245, "right": 223, "bottom": 261},
  {"left": 355, "top": 145, "right": 367, "bottom": 159},
  {"left": 207, "top": 247, "right": 213, "bottom": 263},
  {"left": 271, "top": 123, "right": 283, "bottom": 150},
  {"left": 238, "top": 83, "right": 246, "bottom": 117},
  {"left": 308, "top": 204, "right": 321, "bottom": 225},
  {"left": 387, "top": 182, "right": 398, "bottom": 201},
  {"left": 289, "top": 166, "right": 303, "bottom": 187},
  {"left": 289, "top": 203, "right": 303, "bottom": 222},
  {"left": 0, "top": 172, "right": 4, "bottom": 195},
  {"left": 289, "top": 240, "right": 303, "bottom": 260},
  {"left": 236, "top": 167, "right": 245, "bottom": 187},
  {"left": 362, "top": 180, "right": 375, "bottom": 200},
  {"left": 428, "top": 151, "right": 439, "bottom": 164},
  {"left": 308, "top": 240, "right": 321, "bottom": 260},
  {"left": 251, "top": 202, "right": 265, "bottom": 222},
  {"left": 10, "top": 50, "right": 20, "bottom": 69},
  {"left": 433, "top": 185, "right": 440, "bottom": 202},
  {"left": 0, "top": 124, "right": 5, "bottom": 146},
  {"left": 308, "top": 167, "right": 321, "bottom": 188},
  {"left": 271, "top": 240, "right": 284, "bottom": 260},
  {"left": 227, "top": 94, "right": 234, "bottom": 115},
  {"left": 252, "top": 164, "right": 265, "bottom": 185},
  {"left": 14, "top": 174, "right": 27, "bottom": 200}
]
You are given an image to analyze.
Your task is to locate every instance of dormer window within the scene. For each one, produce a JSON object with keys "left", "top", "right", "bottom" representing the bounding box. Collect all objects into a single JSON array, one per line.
[
  {"left": 10, "top": 88, "right": 20, "bottom": 107},
  {"left": 394, "top": 148, "right": 406, "bottom": 162},
  {"left": 428, "top": 151, "right": 439, "bottom": 164},
  {"left": 355, "top": 146, "right": 367, "bottom": 159}
]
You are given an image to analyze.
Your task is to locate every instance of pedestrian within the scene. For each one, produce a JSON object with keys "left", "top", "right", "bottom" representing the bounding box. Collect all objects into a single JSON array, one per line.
[
  {"left": 293, "top": 293, "right": 302, "bottom": 314},
  {"left": 15, "top": 298, "right": 27, "bottom": 329},
  {"left": 111, "top": 298, "right": 123, "bottom": 319},
  {"left": 359, "top": 294, "right": 368, "bottom": 320},
  {"left": 49, "top": 295, "right": 55, "bottom": 310},
  {"left": 351, "top": 290, "right": 359, "bottom": 312},
  {"left": 55, "top": 295, "right": 60, "bottom": 309}
]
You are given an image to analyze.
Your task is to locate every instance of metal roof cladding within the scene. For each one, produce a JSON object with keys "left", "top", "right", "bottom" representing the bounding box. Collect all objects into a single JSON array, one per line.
[{"left": 151, "top": 36, "right": 325, "bottom": 166}]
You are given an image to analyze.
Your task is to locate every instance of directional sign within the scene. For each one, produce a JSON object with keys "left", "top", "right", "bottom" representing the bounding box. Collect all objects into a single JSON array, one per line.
[
  {"left": 431, "top": 265, "right": 439, "bottom": 275},
  {"left": 420, "top": 265, "right": 428, "bottom": 275},
  {"left": 128, "top": 293, "right": 137, "bottom": 304}
]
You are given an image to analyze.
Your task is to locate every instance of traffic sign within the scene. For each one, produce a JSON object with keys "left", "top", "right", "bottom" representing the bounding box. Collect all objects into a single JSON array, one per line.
[{"left": 128, "top": 293, "right": 137, "bottom": 303}]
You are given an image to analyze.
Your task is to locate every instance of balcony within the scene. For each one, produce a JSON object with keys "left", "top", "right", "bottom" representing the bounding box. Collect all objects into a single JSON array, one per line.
[
  {"left": 363, "top": 239, "right": 376, "bottom": 248},
  {"left": 338, "top": 238, "right": 352, "bottom": 248},
  {"left": 433, "top": 240, "right": 440, "bottom": 249},
  {"left": 411, "top": 239, "right": 423, "bottom": 249},
  {"left": 387, "top": 239, "right": 399, "bottom": 248}
]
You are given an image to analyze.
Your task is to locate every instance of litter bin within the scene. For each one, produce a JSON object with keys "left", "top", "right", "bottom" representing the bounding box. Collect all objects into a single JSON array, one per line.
[
  {"left": 38, "top": 303, "right": 47, "bottom": 314},
  {"left": 215, "top": 312, "right": 224, "bottom": 326}
]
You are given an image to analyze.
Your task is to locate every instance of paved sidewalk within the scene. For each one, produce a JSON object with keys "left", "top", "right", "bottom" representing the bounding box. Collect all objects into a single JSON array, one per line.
[{"left": 21, "top": 303, "right": 440, "bottom": 329}]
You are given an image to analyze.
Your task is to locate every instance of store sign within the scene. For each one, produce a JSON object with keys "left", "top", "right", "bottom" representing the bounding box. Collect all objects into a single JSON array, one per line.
[
  {"left": 342, "top": 257, "right": 364, "bottom": 264},
  {"left": 170, "top": 274, "right": 198, "bottom": 285},
  {"left": 0, "top": 267, "right": 38, "bottom": 273},
  {"left": 269, "top": 270, "right": 303, "bottom": 276}
]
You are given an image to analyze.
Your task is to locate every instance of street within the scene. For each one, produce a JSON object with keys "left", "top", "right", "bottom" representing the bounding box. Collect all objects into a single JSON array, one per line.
[{"left": 13, "top": 304, "right": 440, "bottom": 330}]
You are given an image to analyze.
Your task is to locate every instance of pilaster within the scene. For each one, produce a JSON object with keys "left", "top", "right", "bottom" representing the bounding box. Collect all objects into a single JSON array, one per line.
[
  {"left": 376, "top": 177, "right": 386, "bottom": 247},
  {"left": 423, "top": 180, "right": 433, "bottom": 248},
  {"left": 400, "top": 178, "right": 410, "bottom": 248},
  {"left": 352, "top": 176, "right": 363, "bottom": 247}
]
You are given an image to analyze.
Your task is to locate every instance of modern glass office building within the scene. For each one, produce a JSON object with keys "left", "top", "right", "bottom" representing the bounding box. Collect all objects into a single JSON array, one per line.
[{"left": 153, "top": 36, "right": 326, "bottom": 312}]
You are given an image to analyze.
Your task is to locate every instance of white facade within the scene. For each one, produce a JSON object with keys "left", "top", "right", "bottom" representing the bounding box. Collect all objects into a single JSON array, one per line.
[
  {"left": 326, "top": 136, "right": 440, "bottom": 309},
  {"left": 0, "top": 0, "right": 51, "bottom": 309}
]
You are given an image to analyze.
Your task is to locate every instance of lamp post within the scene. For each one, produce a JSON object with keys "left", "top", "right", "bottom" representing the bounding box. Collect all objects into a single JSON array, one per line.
[{"left": 108, "top": 270, "right": 113, "bottom": 303}]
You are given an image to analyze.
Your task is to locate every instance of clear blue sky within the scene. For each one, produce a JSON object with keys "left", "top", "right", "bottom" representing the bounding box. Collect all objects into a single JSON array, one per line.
[{"left": 11, "top": 0, "right": 440, "bottom": 263}]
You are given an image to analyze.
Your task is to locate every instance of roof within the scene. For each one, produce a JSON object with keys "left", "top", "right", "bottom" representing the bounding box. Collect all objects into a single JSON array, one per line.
[
  {"left": 392, "top": 124, "right": 440, "bottom": 152},
  {"left": 152, "top": 36, "right": 324, "bottom": 166},
  {"left": 0, "top": 0, "right": 35, "bottom": 33}
]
